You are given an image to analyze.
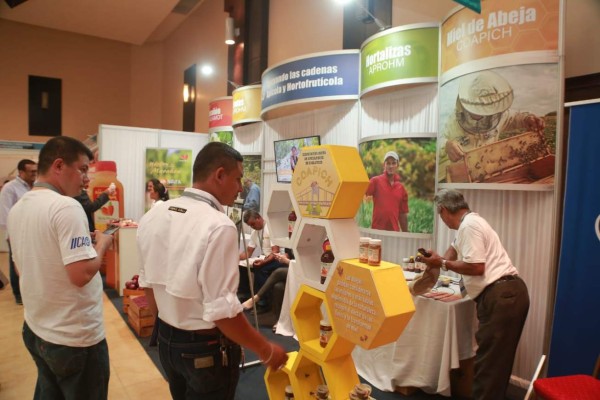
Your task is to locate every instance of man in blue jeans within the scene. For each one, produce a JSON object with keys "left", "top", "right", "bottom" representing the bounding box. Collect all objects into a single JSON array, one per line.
[
  {"left": 7, "top": 137, "right": 113, "bottom": 399},
  {"left": 138, "top": 143, "right": 287, "bottom": 399}
]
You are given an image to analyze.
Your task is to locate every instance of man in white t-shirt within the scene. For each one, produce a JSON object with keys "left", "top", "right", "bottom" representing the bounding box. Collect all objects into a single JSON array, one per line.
[
  {"left": 418, "top": 189, "right": 529, "bottom": 400},
  {"left": 239, "top": 210, "right": 287, "bottom": 308},
  {"left": 7, "top": 136, "right": 113, "bottom": 399}
]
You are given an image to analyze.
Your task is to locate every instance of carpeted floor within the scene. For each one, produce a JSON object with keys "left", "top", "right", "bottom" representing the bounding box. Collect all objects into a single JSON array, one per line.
[{"left": 104, "top": 286, "right": 451, "bottom": 400}]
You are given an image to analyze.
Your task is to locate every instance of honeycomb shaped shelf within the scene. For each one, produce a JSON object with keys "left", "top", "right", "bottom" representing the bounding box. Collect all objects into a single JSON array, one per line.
[
  {"left": 265, "top": 183, "right": 301, "bottom": 249},
  {"left": 264, "top": 351, "right": 298, "bottom": 400},
  {"left": 325, "top": 259, "right": 415, "bottom": 349},
  {"left": 291, "top": 145, "right": 369, "bottom": 219},
  {"left": 291, "top": 285, "right": 355, "bottom": 361},
  {"left": 292, "top": 350, "right": 359, "bottom": 400},
  {"left": 292, "top": 217, "right": 360, "bottom": 289}
]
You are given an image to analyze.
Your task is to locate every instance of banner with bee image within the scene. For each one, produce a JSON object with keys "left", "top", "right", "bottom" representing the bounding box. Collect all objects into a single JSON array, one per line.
[{"left": 438, "top": 0, "right": 561, "bottom": 189}]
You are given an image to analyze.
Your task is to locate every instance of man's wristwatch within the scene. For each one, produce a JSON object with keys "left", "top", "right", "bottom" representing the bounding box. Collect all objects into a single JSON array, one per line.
[{"left": 441, "top": 259, "right": 448, "bottom": 271}]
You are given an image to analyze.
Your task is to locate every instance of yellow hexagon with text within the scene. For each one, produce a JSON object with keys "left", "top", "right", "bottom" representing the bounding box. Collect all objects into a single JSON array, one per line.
[
  {"left": 325, "top": 259, "right": 415, "bottom": 349},
  {"left": 291, "top": 145, "right": 369, "bottom": 219}
]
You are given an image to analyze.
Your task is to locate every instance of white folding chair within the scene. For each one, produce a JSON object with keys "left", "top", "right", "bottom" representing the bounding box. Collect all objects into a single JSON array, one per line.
[{"left": 524, "top": 354, "right": 546, "bottom": 400}]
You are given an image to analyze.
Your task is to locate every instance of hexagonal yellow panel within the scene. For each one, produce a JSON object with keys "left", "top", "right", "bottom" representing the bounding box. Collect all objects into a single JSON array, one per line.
[
  {"left": 264, "top": 351, "right": 298, "bottom": 400},
  {"left": 291, "top": 145, "right": 369, "bottom": 219},
  {"left": 293, "top": 350, "right": 359, "bottom": 400},
  {"left": 325, "top": 259, "right": 415, "bottom": 349},
  {"left": 291, "top": 285, "right": 355, "bottom": 361}
]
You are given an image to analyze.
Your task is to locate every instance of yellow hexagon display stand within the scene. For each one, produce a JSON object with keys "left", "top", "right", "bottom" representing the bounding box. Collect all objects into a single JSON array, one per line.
[
  {"left": 326, "top": 259, "right": 415, "bottom": 349},
  {"left": 264, "top": 143, "right": 415, "bottom": 399},
  {"left": 291, "top": 145, "right": 369, "bottom": 219}
]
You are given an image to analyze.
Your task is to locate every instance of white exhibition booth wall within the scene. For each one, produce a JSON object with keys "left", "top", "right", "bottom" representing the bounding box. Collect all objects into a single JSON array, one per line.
[
  {"left": 97, "top": 125, "right": 209, "bottom": 223},
  {"left": 231, "top": 84, "right": 554, "bottom": 387}
]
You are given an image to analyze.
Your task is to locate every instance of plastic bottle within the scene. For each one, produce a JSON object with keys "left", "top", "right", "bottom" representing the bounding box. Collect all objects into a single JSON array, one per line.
[
  {"left": 349, "top": 383, "right": 374, "bottom": 400},
  {"left": 320, "top": 244, "right": 335, "bottom": 284},
  {"left": 89, "top": 161, "right": 124, "bottom": 232},
  {"left": 368, "top": 239, "right": 382, "bottom": 266},
  {"left": 284, "top": 385, "right": 294, "bottom": 399},
  {"left": 402, "top": 257, "right": 410, "bottom": 271},
  {"left": 359, "top": 237, "right": 370, "bottom": 263},
  {"left": 315, "top": 385, "right": 331, "bottom": 400},
  {"left": 288, "top": 210, "right": 297, "bottom": 238},
  {"left": 319, "top": 319, "right": 332, "bottom": 348},
  {"left": 407, "top": 256, "right": 415, "bottom": 272}
]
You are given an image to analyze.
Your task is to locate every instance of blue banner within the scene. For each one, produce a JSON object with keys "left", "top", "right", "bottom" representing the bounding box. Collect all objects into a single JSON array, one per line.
[
  {"left": 261, "top": 51, "right": 360, "bottom": 115},
  {"left": 549, "top": 101, "right": 600, "bottom": 376}
]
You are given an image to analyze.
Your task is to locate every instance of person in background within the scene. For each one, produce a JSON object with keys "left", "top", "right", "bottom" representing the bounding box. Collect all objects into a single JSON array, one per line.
[
  {"left": 240, "top": 210, "right": 287, "bottom": 308},
  {"left": 242, "top": 178, "right": 260, "bottom": 212},
  {"left": 74, "top": 183, "right": 116, "bottom": 232},
  {"left": 242, "top": 249, "right": 293, "bottom": 310},
  {"left": 364, "top": 151, "right": 409, "bottom": 232},
  {"left": 7, "top": 137, "right": 113, "bottom": 398},
  {"left": 147, "top": 178, "right": 169, "bottom": 207},
  {"left": 137, "top": 142, "right": 287, "bottom": 400},
  {"left": 290, "top": 146, "right": 299, "bottom": 172},
  {"left": 0, "top": 159, "right": 37, "bottom": 304},
  {"left": 418, "top": 189, "right": 529, "bottom": 400}
]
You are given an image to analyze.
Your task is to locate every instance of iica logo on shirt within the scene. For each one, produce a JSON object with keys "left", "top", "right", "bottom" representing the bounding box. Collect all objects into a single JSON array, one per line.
[
  {"left": 70, "top": 236, "right": 92, "bottom": 249},
  {"left": 596, "top": 215, "right": 600, "bottom": 242}
]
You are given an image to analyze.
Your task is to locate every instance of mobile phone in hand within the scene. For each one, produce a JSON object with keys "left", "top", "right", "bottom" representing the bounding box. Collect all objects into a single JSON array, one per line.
[
  {"left": 103, "top": 226, "right": 120, "bottom": 235},
  {"left": 417, "top": 248, "right": 432, "bottom": 257}
]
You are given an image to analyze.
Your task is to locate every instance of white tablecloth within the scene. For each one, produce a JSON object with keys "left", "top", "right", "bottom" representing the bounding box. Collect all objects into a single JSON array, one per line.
[{"left": 275, "top": 263, "right": 477, "bottom": 396}]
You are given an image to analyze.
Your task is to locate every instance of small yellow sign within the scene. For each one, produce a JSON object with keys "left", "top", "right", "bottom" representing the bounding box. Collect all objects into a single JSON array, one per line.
[
  {"left": 325, "top": 259, "right": 415, "bottom": 349},
  {"left": 291, "top": 145, "right": 369, "bottom": 219}
]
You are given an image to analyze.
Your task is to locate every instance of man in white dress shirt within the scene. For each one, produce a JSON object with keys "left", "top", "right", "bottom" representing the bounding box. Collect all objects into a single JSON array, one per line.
[{"left": 137, "top": 142, "right": 287, "bottom": 400}]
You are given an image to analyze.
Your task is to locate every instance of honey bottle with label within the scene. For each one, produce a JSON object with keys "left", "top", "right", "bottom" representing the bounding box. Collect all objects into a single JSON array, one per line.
[
  {"left": 89, "top": 161, "right": 124, "bottom": 232},
  {"left": 320, "top": 244, "right": 335, "bottom": 284}
]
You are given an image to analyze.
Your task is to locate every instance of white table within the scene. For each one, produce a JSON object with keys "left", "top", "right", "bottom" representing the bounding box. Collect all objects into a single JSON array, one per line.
[{"left": 275, "top": 263, "right": 477, "bottom": 396}]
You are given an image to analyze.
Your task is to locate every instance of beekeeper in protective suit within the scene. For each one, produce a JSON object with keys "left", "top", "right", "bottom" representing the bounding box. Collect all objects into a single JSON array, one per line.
[{"left": 443, "top": 70, "right": 546, "bottom": 162}]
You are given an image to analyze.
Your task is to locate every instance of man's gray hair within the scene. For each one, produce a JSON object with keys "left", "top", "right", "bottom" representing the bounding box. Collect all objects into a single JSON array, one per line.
[{"left": 434, "top": 189, "right": 470, "bottom": 213}]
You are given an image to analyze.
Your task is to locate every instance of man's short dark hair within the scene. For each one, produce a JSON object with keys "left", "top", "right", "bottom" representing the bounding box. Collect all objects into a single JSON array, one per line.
[
  {"left": 192, "top": 142, "right": 243, "bottom": 183},
  {"left": 38, "top": 137, "right": 94, "bottom": 174},
  {"left": 17, "top": 159, "right": 36, "bottom": 171},
  {"left": 243, "top": 209, "right": 261, "bottom": 224}
]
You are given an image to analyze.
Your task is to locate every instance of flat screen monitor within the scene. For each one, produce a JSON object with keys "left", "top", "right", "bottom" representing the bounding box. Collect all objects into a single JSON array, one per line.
[{"left": 274, "top": 135, "right": 321, "bottom": 183}]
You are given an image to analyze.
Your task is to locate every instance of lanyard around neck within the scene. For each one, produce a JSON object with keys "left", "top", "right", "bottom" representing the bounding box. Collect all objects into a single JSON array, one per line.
[
  {"left": 180, "top": 190, "right": 220, "bottom": 211},
  {"left": 33, "top": 182, "right": 62, "bottom": 194}
]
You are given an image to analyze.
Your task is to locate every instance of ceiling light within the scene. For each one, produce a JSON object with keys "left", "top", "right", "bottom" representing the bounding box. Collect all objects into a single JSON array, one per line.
[
  {"left": 334, "top": 0, "right": 389, "bottom": 31},
  {"left": 225, "top": 17, "right": 236, "bottom": 45},
  {"left": 200, "top": 65, "right": 214, "bottom": 76}
]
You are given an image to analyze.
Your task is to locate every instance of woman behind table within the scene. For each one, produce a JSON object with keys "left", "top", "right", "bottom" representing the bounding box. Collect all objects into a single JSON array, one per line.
[{"left": 147, "top": 178, "right": 169, "bottom": 207}]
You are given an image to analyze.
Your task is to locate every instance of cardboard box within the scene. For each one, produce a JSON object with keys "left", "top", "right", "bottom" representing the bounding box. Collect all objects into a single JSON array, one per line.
[
  {"left": 122, "top": 288, "right": 145, "bottom": 314},
  {"left": 127, "top": 295, "right": 155, "bottom": 337}
]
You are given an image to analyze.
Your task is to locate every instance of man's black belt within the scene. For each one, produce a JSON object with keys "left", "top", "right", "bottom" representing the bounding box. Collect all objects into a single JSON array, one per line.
[{"left": 490, "top": 274, "right": 519, "bottom": 286}]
